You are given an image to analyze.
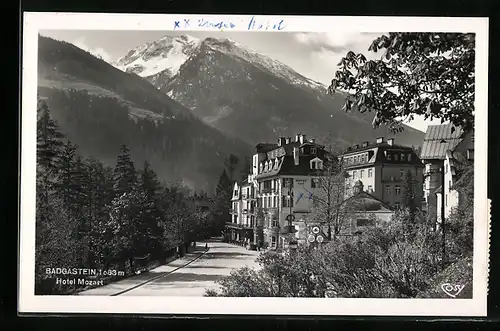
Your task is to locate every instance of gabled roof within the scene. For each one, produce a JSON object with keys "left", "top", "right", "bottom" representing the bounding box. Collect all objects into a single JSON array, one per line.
[
  {"left": 255, "top": 143, "right": 278, "bottom": 153},
  {"left": 420, "top": 124, "right": 464, "bottom": 160},
  {"left": 254, "top": 155, "right": 322, "bottom": 180},
  {"left": 342, "top": 191, "right": 393, "bottom": 212}
]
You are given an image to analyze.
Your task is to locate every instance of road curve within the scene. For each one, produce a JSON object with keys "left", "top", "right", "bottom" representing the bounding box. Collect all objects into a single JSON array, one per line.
[
  {"left": 78, "top": 240, "right": 259, "bottom": 296},
  {"left": 121, "top": 240, "right": 260, "bottom": 296}
]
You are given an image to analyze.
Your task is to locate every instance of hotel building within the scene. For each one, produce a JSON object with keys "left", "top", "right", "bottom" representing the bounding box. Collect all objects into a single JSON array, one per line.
[{"left": 340, "top": 137, "right": 424, "bottom": 209}]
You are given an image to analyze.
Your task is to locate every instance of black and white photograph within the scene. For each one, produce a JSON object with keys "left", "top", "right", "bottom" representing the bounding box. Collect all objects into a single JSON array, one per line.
[{"left": 20, "top": 13, "right": 489, "bottom": 316}]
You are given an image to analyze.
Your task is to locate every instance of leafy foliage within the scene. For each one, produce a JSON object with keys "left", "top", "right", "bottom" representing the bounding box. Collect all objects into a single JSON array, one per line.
[
  {"left": 209, "top": 192, "right": 472, "bottom": 298},
  {"left": 330, "top": 33, "right": 475, "bottom": 133},
  {"left": 35, "top": 101, "right": 222, "bottom": 294}
]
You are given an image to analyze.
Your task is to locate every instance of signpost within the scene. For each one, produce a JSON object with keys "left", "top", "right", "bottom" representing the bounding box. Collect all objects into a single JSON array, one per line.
[{"left": 308, "top": 225, "right": 324, "bottom": 249}]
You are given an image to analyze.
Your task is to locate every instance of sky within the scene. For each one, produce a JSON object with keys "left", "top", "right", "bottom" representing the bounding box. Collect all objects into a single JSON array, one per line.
[{"left": 39, "top": 30, "right": 443, "bottom": 132}]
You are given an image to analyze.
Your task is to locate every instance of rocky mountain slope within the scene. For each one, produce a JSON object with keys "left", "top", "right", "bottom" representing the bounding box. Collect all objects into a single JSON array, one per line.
[
  {"left": 37, "top": 35, "right": 252, "bottom": 192},
  {"left": 114, "top": 34, "right": 425, "bottom": 149}
]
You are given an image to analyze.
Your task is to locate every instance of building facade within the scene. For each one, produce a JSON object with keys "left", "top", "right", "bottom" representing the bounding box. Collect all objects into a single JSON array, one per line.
[
  {"left": 420, "top": 124, "right": 464, "bottom": 216},
  {"left": 226, "top": 178, "right": 257, "bottom": 244},
  {"left": 340, "top": 137, "right": 424, "bottom": 210},
  {"left": 435, "top": 130, "right": 474, "bottom": 223},
  {"left": 342, "top": 180, "right": 394, "bottom": 235},
  {"left": 252, "top": 134, "right": 328, "bottom": 249}
]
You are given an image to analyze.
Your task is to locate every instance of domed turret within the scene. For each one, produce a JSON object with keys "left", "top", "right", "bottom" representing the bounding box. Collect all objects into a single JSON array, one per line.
[{"left": 353, "top": 180, "right": 364, "bottom": 194}]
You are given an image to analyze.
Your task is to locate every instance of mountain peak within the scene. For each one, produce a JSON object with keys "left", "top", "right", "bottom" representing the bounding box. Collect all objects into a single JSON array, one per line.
[
  {"left": 114, "top": 34, "right": 201, "bottom": 77},
  {"left": 113, "top": 34, "right": 327, "bottom": 92}
]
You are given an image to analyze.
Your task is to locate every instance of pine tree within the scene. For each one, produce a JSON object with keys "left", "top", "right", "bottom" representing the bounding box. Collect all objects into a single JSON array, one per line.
[
  {"left": 240, "top": 156, "right": 251, "bottom": 181},
  {"left": 140, "top": 160, "right": 161, "bottom": 201},
  {"left": 113, "top": 144, "right": 137, "bottom": 196},
  {"left": 224, "top": 154, "right": 239, "bottom": 181},
  {"left": 214, "top": 169, "right": 233, "bottom": 233},
  {"left": 138, "top": 160, "right": 163, "bottom": 258},
  {"left": 402, "top": 170, "right": 418, "bottom": 223},
  {"left": 37, "top": 99, "right": 64, "bottom": 174}
]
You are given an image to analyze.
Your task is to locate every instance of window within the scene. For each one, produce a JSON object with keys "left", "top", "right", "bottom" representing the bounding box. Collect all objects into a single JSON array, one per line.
[
  {"left": 233, "top": 215, "right": 237, "bottom": 223},
  {"left": 268, "top": 196, "right": 271, "bottom": 207},
  {"left": 367, "top": 185, "right": 373, "bottom": 193},
  {"left": 401, "top": 153, "right": 406, "bottom": 161},
  {"left": 356, "top": 218, "right": 375, "bottom": 227},
  {"left": 445, "top": 194, "right": 448, "bottom": 207},
  {"left": 368, "top": 168, "right": 373, "bottom": 178},
  {"left": 394, "top": 201, "right": 400, "bottom": 209},
  {"left": 283, "top": 196, "right": 293, "bottom": 208},
  {"left": 311, "top": 147, "right": 317, "bottom": 154},
  {"left": 400, "top": 170, "right": 405, "bottom": 179},
  {"left": 274, "top": 196, "right": 278, "bottom": 207},
  {"left": 395, "top": 185, "right": 401, "bottom": 195},
  {"left": 385, "top": 184, "right": 391, "bottom": 195},
  {"left": 311, "top": 178, "right": 318, "bottom": 188},
  {"left": 234, "top": 190, "right": 238, "bottom": 196},
  {"left": 360, "top": 170, "right": 364, "bottom": 178},
  {"left": 311, "top": 161, "right": 317, "bottom": 169},
  {"left": 283, "top": 178, "right": 292, "bottom": 188},
  {"left": 445, "top": 164, "right": 448, "bottom": 173},
  {"left": 271, "top": 236, "right": 277, "bottom": 247},
  {"left": 408, "top": 154, "right": 412, "bottom": 161},
  {"left": 272, "top": 220, "right": 278, "bottom": 227},
  {"left": 353, "top": 170, "right": 357, "bottom": 178},
  {"left": 449, "top": 180, "right": 452, "bottom": 191},
  {"left": 387, "top": 153, "right": 392, "bottom": 160},
  {"left": 394, "top": 154, "right": 399, "bottom": 161}
]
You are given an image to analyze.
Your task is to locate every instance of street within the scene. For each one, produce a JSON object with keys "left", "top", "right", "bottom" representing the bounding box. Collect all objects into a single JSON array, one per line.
[{"left": 78, "top": 239, "right": 260, "bottom": 296}]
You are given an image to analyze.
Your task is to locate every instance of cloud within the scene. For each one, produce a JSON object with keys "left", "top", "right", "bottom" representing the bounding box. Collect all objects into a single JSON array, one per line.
[
  {"left": 72, "top": 38, "right": 114, "bottom": 63},
  {"left": 294, "top": 32, "right": 374, "bottom": 54}
]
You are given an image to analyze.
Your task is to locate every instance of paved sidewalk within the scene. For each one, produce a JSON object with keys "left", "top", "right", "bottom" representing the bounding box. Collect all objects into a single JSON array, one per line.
[
  {"left": 121, "top": 240, "right": 260, "bottom": 296},
  {"left": 78, "top": 247, "right": 208, "bottom": 296}
]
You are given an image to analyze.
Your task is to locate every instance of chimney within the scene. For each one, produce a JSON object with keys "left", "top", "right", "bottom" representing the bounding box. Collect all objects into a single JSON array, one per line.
[
  {"left": 293, "top": 146, "right": 300, "bottom": 166},
  {"left": 299, "top": 134, "right": 306, "bottom": 144},
  {"left": 310, "top": 138, "right": 316, "bottom": 144},
  {"left": 347, "top": 147, "right": 352, "bottom": 151},
  {"left": 388, "top": 138, "right": 394, "bottom": 146},
  {"left": 285, "top": 137, "right": 291, "bottom": 144},
  {"left": 278, "top": 137, "right": 286, "bottom": 146},
  {"left": 353, "top": 144, "right": 359, "bottom": 149},
  {"left": 362, "top": 141, "right": 369, "bottom": 147},
  {"left": 295, "top": 133, "right": 301, "bottom": 142},
  {"left": 376, "top": 137, "right": 384, "bottom": 144}
]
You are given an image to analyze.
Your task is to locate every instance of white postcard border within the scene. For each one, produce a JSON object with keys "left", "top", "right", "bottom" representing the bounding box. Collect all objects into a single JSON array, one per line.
[{"left": 20, "top": 13, "right": 490, "bottom": 316}]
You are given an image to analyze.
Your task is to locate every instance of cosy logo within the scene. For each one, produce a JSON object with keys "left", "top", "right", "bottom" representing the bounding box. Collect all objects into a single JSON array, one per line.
[{"left": 441, "top": 283, "right": 466, "bottom": 298}]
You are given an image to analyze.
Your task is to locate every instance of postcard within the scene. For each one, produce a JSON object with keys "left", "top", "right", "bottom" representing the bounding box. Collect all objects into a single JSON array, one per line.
[{"left": 19, "top": 13, "right": 489, "bottom": 316}]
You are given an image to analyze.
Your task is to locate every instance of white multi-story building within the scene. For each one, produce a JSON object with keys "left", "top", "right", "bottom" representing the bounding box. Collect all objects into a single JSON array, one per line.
[
  {"left": 250, "top": 133, "right": 328, "bottom": 249},
  {"left": 435, "top": 130, "right": 474, "bottom": 223},
  {"left": 420, "top": 124, "right": 464, "bottom": 217}
]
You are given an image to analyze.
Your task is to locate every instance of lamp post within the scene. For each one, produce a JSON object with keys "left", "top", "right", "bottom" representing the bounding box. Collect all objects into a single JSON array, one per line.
[
  {"left": 438, "top": 139, "right": 447, "bottom": 269},
  {"left": 441, "top": 163, "right": 446, "bottom": 269},
  {"left": 281, "top": 213, "right": 298, "bottom": 258}
]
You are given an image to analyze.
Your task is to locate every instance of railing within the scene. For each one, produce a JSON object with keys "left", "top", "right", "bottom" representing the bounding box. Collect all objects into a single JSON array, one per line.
[
  {"left": 241, "top": 208, "right": 256, "bottom": 214},
  {"left": 382, "top": 176, "right": 403, "bottom": 182}
]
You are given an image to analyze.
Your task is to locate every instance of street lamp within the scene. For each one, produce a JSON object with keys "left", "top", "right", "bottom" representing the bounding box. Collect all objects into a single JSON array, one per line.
[{"left": 280, "top": 213, "right": 298, "bottom": 257}]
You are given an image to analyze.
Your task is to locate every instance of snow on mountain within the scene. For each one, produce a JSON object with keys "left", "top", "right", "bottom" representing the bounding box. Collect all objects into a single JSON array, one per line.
[
  {"left": 201, "top": 37, "right": 327, "bottom": 92},
  {"left": 113, "top": 34, "right": 201, "bottom": 78},
  {"left": 113, "top": 34, "right": 327, "bottom": 93}
]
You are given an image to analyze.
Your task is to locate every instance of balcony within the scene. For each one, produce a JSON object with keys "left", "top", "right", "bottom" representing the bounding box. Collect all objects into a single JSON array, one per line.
[
  {"left": 261, "top": 187, "right": 273, "bottom": 194},
  {"left": 242, "top": 208, "right": 256, "bottom": 214},
  {"left": 225, "top": 221, "right": 254, "bottom": 230},
  {"left": 382, "top": 176, "right": 403, "bottom": 182}
]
